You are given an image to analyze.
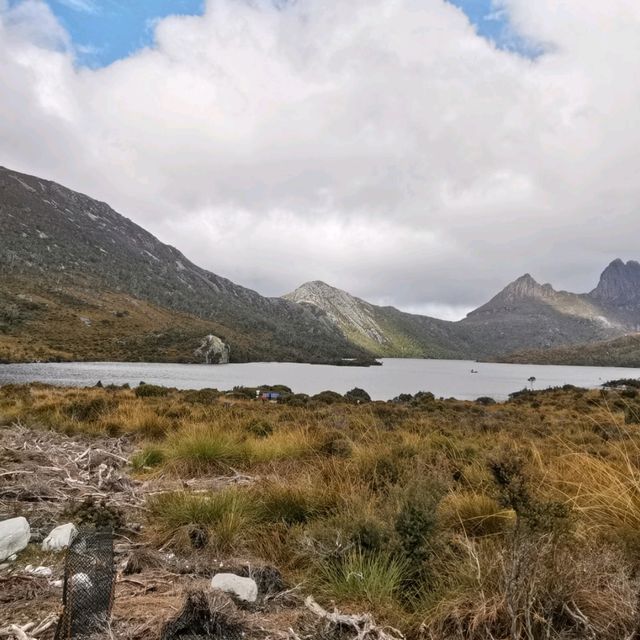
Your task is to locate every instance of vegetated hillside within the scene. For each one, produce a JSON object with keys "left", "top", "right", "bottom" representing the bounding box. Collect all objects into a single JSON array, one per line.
[
  {"left": 285, "top": 280, "right": 472, "bottom": 358},
  {"left": 500, "top": 333, "right": 640, "bottom": 368},
  {"left": 286, "top": 272, "right": 630, "bottom": 360},
  {"left": 0, "top": 167, "right": 369, "bottom": 364}
]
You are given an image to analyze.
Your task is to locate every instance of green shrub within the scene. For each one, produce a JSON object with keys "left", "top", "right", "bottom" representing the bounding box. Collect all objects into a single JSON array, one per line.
[
  {"left": 344, "top": 388, "right": 371, "bottom": 404},
  {"left": 183, "top": 388, "right": 220, "bottom": 404},
  {"left": 135, "top": 384, "right": 169, "bottom": 398},
  {"left": 312, "top": 390, "right": 344, "bottom": 405}
]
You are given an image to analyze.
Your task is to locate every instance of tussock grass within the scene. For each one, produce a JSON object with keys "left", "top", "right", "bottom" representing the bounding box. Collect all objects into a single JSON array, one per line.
[
  {"left": 438, "top": 492, "right": 514, "bottom": 537},
  {"left": 6, "top": 383, "right": 640, "bottom": 638},
  {"left": 316, "top": 550, "right": 409, "bottom": 610}
]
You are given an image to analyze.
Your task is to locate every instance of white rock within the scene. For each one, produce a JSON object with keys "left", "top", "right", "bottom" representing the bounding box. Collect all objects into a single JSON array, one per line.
[
  {"left": 51, "top": 579, "right": 63, "bottom": 588},
  {"left": 42, "top": 523, "right": 78, "bottom": 552},
  {"left": 0, "top": 517, "right": 30, "bottom": 562},
  {"left": 71, "top": 572, "right": 93, "bottom": 589},
  {"left": 210, "top": 573, "right": 258, "bottom": 602},
  {"left": 25, "top": 565, "right": 53, "bottom": 577}
]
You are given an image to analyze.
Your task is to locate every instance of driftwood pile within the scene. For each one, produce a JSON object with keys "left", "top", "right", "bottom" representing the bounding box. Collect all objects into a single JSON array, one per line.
[{"left": 0, "top": 424, "right": 141, "bottom": 531}]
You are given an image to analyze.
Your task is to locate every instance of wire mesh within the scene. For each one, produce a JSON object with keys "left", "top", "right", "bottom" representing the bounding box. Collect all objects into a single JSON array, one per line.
[{"left": 54, "top": 528, "right": 115, "bottom": 640}]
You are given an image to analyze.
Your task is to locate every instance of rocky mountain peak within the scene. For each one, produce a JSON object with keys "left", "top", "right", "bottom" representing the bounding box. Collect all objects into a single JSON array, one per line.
[
  {"left": 496, "top": 273, "right": 556, "bottom": 302},
  {"left": 590, "top": 259, "right": 640, "bottom": 305}
]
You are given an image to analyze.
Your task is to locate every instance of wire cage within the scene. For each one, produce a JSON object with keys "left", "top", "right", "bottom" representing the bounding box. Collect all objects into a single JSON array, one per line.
[{"left": 54, "top": 528, "right": 115, "bottom": 640}]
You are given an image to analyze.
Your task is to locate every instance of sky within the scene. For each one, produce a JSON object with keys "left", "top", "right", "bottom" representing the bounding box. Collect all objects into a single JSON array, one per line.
[{"left": 1, "top": 1, "right": 639, "bottom": 320}]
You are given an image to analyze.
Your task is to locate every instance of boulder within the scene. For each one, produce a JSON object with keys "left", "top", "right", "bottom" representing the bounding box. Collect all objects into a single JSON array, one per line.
[
  {"left": 195, "top": 334, "right": 230, "bottom": 365},
  {"left": 0, "top": 517, "right": 30, "bottom": 562},
  {"left": 210, "top": 573, "right": 258, "bottom": 602},
  {"left": 42, "top": 523, "right": 78, "bottom": 552}
]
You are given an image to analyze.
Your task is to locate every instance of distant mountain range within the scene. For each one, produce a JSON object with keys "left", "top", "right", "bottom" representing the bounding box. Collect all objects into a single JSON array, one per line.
[
  {"left": 285, "top": 262, "right": 640, "bottom": 364},
  {"left": 2, "top": 166, "right": 640, "bottom": 367}
]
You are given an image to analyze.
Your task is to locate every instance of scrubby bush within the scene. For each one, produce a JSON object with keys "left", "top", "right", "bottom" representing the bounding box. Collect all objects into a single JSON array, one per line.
[
  {"left": 245, "top": 418, "right": 274, "bottom": 438},
  {"left": 344, "top": 387, "right": 371, "bottom": 404},
  {"left": 311, "top": 390, "right": 344, "bottom": 405},
  {"left": 135, "top": 384, "right": 169, "bottom": 398}
]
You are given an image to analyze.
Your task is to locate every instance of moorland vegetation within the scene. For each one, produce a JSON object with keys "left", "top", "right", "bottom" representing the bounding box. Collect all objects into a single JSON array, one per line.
[{"left": 3, "top": 382, "right": 640, "bottom": 638}]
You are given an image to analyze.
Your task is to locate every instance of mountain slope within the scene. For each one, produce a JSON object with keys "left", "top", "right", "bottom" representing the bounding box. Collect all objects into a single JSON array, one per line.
[
  {"left": 458, "top": 273, "right": 622, "bottom": 355},
  {"left": 0, "top": 167, "right": 368, "bottom": 364},
  {"left": 285, "top": 281, "right": 471, "bottom": 358},
  {"left": 500, "top": 333, "right": 640, "bottom": 368},
  {"left": 285, "top": 269, "right": 638, "bottom": 362}
]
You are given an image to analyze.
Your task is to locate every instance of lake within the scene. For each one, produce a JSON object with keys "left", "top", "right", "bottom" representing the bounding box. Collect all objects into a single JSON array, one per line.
[{"left": 1, "top": 359, "right": 638, "bottom": 401}]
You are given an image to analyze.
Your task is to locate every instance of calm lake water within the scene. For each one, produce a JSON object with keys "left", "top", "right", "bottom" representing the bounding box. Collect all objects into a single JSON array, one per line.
[{"left": 1, "top": 359, "right": 639, "bottom": 401}]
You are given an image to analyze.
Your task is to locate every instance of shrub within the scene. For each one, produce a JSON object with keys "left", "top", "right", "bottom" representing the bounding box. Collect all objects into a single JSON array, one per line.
[
  {"left": 344, "top": 388, "right": 371, "bottom": 404},
  {"left": 135, "top": 384, "right": 169, "bottom": 398},
  {"left": 395, "top": 486, "right": 439, "bottom": 566},
  {"left": 64, "top": 396, "right": 115, "bottom": 421},
  {"left": 312, "top": 390, "right": 344, "bottom": 405},
  {"left": 183, "top": 388, "right": 220, "bottom": 404},
  {"left": 475, "top": 396, "right": 496, "bottom": 406},
  {"left": 316, "top": 429, "right": 352, "bottom": 457}
]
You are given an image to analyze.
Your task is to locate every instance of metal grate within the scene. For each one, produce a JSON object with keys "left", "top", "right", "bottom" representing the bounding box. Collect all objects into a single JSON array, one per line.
[{"left": 54, "top": 528, "right": 115, "bottom": 640}]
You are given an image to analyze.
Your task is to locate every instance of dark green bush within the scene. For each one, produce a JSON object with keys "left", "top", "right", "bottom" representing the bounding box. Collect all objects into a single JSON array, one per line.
[
  {"left": 312, "top": 390, "right": 344, "bottom": 405},
  {"left": 135, "top": 384, "right": 169, "bottom": 398},
  {"left": 344, "top": 387, "right": 371, "bottom": 404}
]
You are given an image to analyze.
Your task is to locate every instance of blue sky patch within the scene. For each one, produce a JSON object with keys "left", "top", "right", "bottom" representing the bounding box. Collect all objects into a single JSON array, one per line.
[{"left": 22, "top": 0, "right": 540, "bottom": 67}]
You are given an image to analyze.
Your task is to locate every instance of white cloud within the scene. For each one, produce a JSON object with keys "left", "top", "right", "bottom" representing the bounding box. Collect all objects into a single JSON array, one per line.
[{"left": 1, "top": 0, "right": 640, "bottom": 317}]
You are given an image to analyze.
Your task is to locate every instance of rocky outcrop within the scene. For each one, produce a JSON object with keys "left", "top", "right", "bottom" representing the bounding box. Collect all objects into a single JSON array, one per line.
[
  {"left": 195, "top": 334, "right": 230, "bottom": 364},
  {"left": 590, "top": 259, "right": 640, "bottom": 307},
  {"left": 285, "top": 281, "right": 388, "bottom": 345}
]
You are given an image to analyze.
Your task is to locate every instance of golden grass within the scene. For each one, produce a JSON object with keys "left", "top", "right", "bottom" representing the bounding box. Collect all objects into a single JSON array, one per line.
[{"left": 4, "top": 383, "right": 640, "bottom": 638}]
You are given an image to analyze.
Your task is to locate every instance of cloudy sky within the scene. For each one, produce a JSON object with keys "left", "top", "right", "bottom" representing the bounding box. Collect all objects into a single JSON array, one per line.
[{"left": 1, "top": 0, "right": 639, "bottom": 320}]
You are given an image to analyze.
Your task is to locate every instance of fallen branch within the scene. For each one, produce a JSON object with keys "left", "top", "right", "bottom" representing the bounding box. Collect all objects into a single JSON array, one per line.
[{"left": 304, "top": 596, "right": 405, "bottom": 640}]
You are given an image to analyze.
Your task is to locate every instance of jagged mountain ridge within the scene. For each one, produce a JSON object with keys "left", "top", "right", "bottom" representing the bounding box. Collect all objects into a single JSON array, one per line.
[
  {"left": 0, "top": 167, "right": 368, "bottom": 363},
  {"left": 286, "top": 264, "right": 640, "bottom": 361}
]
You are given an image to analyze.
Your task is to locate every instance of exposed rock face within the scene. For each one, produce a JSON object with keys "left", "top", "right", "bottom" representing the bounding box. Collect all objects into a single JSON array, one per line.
[
  {"left": 590, "top": 259, "right": 640, "bottom": 307},
  {"left": 195, "top": 334, "right": 230, "bottom": 364},
  {"left": 285, "top": 281, "right": 388, "bottom": 345}
]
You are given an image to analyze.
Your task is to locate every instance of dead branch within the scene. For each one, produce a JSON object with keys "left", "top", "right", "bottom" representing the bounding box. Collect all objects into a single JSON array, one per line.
[{"left": 304, "top": 596, "right": 405, "bottom": 640}]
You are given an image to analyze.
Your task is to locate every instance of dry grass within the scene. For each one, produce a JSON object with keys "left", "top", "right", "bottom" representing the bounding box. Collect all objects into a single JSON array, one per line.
[{"left": 4, "top": 383, "right": 640, "bottom": 638}]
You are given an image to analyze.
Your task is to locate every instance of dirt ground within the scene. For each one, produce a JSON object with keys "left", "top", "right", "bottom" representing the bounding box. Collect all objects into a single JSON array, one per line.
[{"left": 0, "top": 424, "right": 319, "bottom": 640}]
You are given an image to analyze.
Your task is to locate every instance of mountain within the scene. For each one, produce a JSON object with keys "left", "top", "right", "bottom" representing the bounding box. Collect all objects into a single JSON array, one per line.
[
  {"left": 4, "top": 165, "right": 640, "bottom": 367},
  {"left": 284, "top": 281, "right": 472, "bottom": 358},
  {"left": 0, "top": 167, "right": 369, "bottom": 364},
  {"left": 285, "top": 266, "right": 640, "bottom": 362},
  {"left": 458, "top": 273, "right": 622, "bottom": 355}
]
